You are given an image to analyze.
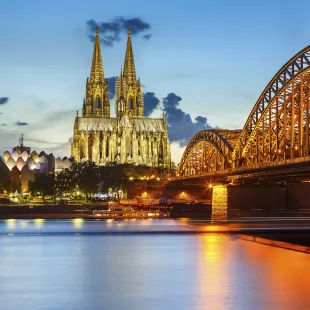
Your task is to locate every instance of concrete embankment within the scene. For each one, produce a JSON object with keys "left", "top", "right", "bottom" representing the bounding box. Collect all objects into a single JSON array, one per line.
[
  {"left": 0, "top": 204, "right": 93, "bottom": 219},
  {"left": 240, "top": 233, "right": 310, "bottom": 254}
]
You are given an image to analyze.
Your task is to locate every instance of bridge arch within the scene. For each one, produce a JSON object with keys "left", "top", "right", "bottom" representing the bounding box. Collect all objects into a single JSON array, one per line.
[
  {"left": 178, "top": 130, "right": 235, "bottom": 177},
  {"left": 234, "top": 45, "right": 310, "bottom": 167}
]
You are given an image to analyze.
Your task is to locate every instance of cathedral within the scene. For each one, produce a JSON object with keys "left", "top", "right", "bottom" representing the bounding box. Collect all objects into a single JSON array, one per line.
[{"left": 71, "top": 27, "right": 171, "bottom": 167}]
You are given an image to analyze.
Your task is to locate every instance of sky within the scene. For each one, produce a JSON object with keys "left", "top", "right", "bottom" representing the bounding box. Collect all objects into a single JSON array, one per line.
[{"left": 0, "top": 0, "right": 310, "bottom": 163}]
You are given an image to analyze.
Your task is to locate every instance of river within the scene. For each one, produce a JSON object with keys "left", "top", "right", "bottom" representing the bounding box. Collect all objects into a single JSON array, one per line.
[{"left": 0, "top": 219, "right": 309, "bottom": 310}]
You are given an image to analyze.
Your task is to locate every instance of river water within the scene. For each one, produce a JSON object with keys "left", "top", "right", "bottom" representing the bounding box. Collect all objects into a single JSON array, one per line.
[{"left": 0, "top": 219, "right": 310, "bottom": 310}]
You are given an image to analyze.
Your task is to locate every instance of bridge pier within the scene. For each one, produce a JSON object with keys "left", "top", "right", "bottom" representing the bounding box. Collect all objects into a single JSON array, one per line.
[{"left": 211, "top": 185, "right": 228, "bottom": 221}]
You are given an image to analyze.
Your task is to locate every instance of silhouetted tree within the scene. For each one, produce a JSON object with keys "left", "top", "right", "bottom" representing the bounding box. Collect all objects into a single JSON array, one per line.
[{"left": 28, "top": 173, "right": 55, "bottom": 202}]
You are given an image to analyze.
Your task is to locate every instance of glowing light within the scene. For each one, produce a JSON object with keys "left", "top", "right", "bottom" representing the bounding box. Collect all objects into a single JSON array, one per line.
[
  {"left": 209, "top": 184, "right": 213, "bottom": 188},
  {"left": 5, "top": 219, "right": 16, "bottom": 228},
  {"left": 33, "top": 218, "right": 45, "bottom": 228},
  {"left": 77, "top": 191, "right": 80, "bottom": 195},
  {"left": 129, "top": 177, "right": 133, "bottom": 181},
  {"left": 73, "top": 218, "right": 84, "bottom": 228}
]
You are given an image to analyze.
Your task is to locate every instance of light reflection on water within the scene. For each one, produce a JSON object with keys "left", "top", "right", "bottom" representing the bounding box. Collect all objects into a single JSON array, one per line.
[{"left": 0, "top": 220, "right": 309, "bottom": 310}]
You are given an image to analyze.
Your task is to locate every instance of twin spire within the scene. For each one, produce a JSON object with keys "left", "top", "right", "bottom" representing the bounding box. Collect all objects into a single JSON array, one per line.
[
  {"left": 90, "top": 26, "right": 136, "bottom": 85},
  {"left": 87, "top": 26, "right": 143, "bottom": 118}
]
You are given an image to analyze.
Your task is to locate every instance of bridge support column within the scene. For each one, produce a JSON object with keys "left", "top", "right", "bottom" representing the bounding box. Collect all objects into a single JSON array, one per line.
[{"left": 211, "top": 185, "right": 228, "bottom": 222}]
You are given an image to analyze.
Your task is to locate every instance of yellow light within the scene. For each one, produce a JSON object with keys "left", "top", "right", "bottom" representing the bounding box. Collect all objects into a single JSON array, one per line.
[
  {"left": 77, "top": 191, "right": 80, "bottom": 195},
  {"left": 34, "top": 218, "right": 45, "bottom": 228},
  {"left": 209, "top": 184, "right": 213, "bottom": 188},
  {"left": 73, "top": 218, "right": 84, "bottom": 228},
  {"left": 157, "top": 177, "right": 160, "bottom": 181},
  {"left": 129, "top": 177, "right": 133, "bottom": 181},
  {"left": 295, "top": 146, "right": 298, "bottom": 150},
  {"left": 5, "top": 218, "right": 16, "bottom": 228}
]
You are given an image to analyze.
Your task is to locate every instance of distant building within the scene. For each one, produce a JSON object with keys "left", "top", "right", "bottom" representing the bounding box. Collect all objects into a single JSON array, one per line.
[
  {"left": 71, "top": 27, "right": 171, "bottom": 167},
  {"left": 0, "top": 137, "right": 72, "bottom": 192}
]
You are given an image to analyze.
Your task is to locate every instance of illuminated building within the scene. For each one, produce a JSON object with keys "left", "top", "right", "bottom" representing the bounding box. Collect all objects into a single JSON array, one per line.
[
  {"left": 0, "top": 137, "right": 72, "bottom": 191},
  {"left": 71, "top": 27, "right": 171, "bottom": 167}
]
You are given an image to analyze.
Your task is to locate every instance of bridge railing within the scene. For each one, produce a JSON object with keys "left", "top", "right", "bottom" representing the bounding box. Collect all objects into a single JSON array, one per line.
[{"left": 175, "top": 156, "right": 310, "bottom": 180}]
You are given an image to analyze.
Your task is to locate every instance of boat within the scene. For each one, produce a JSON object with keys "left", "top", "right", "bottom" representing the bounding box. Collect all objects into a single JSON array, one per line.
[{"left": 92, "top": 203, "right": 170, "bottom": 219}]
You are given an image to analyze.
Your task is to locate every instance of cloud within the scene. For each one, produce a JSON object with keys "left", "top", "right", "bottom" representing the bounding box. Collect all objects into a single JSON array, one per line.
[
  {"left": 143, "top": 34, "right": 152, "bottom": 40},
  {"left": 107, "top": 76, "right": 117, "bottom": 99},
  {"left": 99, "top": 79, "right": 210, "bottom": 145},
  {"left": 16, "top": 121, "right": 29, "bottom": 126},
  {"left": 163, "top": 93, "right": 212, "bottom": 147},
  {"left": 144, "top": 92, "right": 160, "bottom": 117},
  {"left": 0, "top": 97, "right": 9, "bottom": 105},
  {"left": 86, "top": 17, "right": 151, "bottom": 47},
  {"left": 1, "top": 124, "right": 6, "bottom": 126}
]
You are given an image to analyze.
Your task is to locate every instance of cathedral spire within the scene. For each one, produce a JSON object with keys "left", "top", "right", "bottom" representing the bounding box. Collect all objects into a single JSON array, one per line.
[
  {"left": 123, "top": 27, "right": 136, "bottom": 83},
  {"left": 90, "top": 26, "right": 104, "bottom": 83}
]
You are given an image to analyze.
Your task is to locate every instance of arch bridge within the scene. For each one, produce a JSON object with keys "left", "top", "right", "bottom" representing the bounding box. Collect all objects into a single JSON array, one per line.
[{"left": 178, "top": 45, "right": 310, "bottom": 180}]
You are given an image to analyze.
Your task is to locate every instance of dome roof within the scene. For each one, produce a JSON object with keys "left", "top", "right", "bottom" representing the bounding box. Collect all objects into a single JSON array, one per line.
[{"left": 3, "top": 151, "right": 11, "bottom": 161}]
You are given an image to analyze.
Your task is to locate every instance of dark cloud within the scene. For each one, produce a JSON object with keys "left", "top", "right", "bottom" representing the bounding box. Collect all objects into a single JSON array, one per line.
[
  {"left": 144, "top": 92, "right": 160, "bottom": 117},
  {"left": 0, "top": 97, "right": 9, "bottom": 105},
  {"left": 1, "top": 124, "right": 6, "bottom": 126},
  {"left": 107, "top": 76, "right": 117, "bottom": 99},
  {"left": 86, "top": 17, "right": 151, "bottom": 47},
  {"left": 163, "top": 93, "right": 212, "bottom": 147},
  {"left": 143, "top": 34, "right": 152, "bottom": 40},
  {"left": 16, "top": 121, "right": 29, "bottom": 126}
]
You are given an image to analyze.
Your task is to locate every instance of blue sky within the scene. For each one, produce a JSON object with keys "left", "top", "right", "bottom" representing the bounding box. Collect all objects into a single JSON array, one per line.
[{"left": 0, "top": 0, "right": 309, "bottom": 162}]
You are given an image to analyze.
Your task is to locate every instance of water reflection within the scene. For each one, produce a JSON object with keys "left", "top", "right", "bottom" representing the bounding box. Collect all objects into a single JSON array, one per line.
[
  {"left": 72, "top": 218, "right": 84, "bottom": 229},
  {"left": 33, "top": 218, "right": 45, "bottom": 228},
  {"left": 5, "top": 218, "right": 17, "bottom": 229},
  {"left": 0, "top": 221, "right": 310, "bottom": 309}
]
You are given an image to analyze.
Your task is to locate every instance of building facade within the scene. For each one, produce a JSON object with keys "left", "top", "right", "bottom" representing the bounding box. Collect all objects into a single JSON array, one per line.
[
  {"left": 71, "top": 27, "right": 171, "bottom": 167},
  {"left": 0, "top": 137, "right": 72, "bottom": 191}
]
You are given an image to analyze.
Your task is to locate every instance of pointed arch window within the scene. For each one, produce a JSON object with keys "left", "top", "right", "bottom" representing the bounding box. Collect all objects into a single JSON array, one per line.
[
  {"left": 96, "top": 97, "right": 101, "bottom": 108},
  {"left": 128, "top": 97, "right": 133, "bottom": 110}
]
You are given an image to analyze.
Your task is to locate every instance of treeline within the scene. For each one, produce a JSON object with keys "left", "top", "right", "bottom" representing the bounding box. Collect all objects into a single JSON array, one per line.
[{"left": 28, "top": 161, "right": 171, "bottom": 201}]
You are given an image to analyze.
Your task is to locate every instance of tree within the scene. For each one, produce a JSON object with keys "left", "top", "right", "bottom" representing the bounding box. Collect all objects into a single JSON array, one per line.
[
  {"left": 71, "top": 161, "right": 100, "bottom": 200},
  {"left": 28, "top": 173, "right": 55, "bottom": 202},
  {"left": 54, "top": 168, "right": 74, "bottom": 195}
]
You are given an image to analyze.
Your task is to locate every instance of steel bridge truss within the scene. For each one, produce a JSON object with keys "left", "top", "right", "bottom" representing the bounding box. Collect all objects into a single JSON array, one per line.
[
  {"left": 178, "top": 45, "right": 310, "bottom": 178},
  {"left": 179, "top": 130, "right": 234, "bottom": 177},
  {"left": 234, "top": 45, "right": 310, "bottom": 166}
]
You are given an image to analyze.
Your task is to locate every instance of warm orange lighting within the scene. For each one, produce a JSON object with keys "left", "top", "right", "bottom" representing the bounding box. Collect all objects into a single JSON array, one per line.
[{"left": 209, "top": 184, "right": 213, "bottom": 188}]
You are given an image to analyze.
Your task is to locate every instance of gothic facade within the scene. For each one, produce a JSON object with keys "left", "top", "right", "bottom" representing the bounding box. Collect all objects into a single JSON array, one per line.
[{"left": 71, "top": 27, "right": 171, "bottom": 167}]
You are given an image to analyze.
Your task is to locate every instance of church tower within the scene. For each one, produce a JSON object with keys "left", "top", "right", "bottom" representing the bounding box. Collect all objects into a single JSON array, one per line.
[
  {"left": 83, "top": 26, "right": 110, "bottom": 118},
  {"left": 116, "top": 28, "right": 144, "bottom": 118}
]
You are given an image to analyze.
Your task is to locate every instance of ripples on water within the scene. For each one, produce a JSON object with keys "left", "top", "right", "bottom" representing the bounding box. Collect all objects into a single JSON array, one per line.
[{"left": 0, "top": 219, "right": 310, "bottom": 310}]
